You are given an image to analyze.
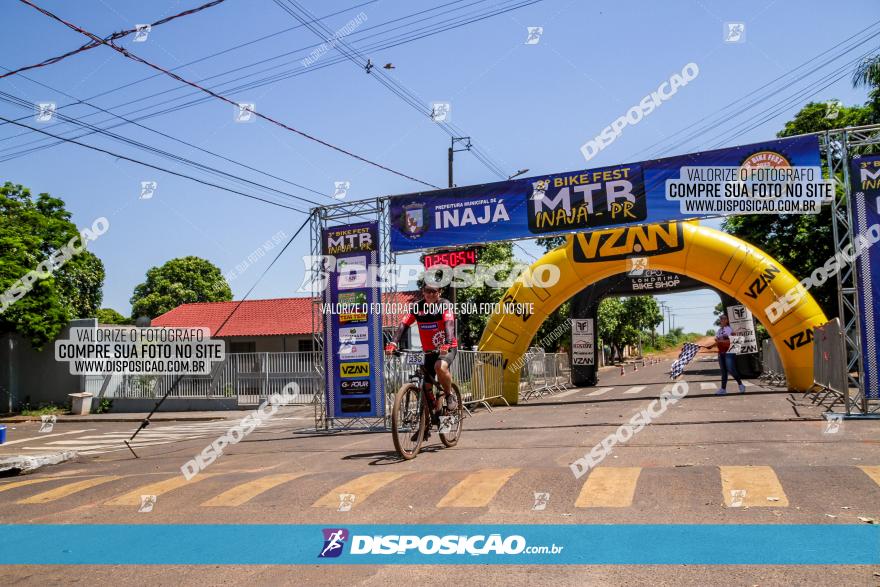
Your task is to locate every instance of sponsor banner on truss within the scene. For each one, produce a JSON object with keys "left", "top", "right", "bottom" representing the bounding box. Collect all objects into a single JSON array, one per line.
[
  {"left": 389, "top": 135, "right": 824, "bottom": 252},
  {"left": 571, "top": 318, "right": 594, "bottom": 366},
  {"left": 322, "top": 222, "right": 385, "bottom": 418},
  {"left": 851, "top": 155, "right": 880, "bottom": 399}
]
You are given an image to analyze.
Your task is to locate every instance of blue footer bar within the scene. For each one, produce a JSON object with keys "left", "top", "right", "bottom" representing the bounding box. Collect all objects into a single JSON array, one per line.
[{"left": 0, "top": 524, "right": 877, "bottom": 565}]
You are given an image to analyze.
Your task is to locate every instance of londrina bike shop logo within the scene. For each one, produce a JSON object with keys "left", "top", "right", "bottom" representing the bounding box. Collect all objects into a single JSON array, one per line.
[{"left": 319, "top": 528, "right": 350, "bottom": 558}]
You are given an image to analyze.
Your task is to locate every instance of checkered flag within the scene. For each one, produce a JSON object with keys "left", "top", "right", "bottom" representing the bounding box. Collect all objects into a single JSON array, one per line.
[{"left": 670, "top": 342, "right": 700, "bottom": 379}]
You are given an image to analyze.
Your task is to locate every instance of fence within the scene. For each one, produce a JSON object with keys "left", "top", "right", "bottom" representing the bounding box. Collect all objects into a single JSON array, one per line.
[
  {"left": 383, "top": 350, "right": 506, "bottom": 412},
  {"left": 86, "top": 348, "right": 513, "bottom": 413},
  {"left": 759, "top": 338, "right": 786, "bottom": 387},
  {"left": 85, "top": 351, "right": 322, "bottom": 405},
  {"left": 811, "top": 319, "right": 848, "bottom": 407},
  {"left": 519, "top": 350, "right": 572, "bottom": 400}
]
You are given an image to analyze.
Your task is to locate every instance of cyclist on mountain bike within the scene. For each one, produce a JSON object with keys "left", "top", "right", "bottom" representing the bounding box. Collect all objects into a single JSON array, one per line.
[{"left": 384, "top": 283, "right": 458, "bottom": 439}]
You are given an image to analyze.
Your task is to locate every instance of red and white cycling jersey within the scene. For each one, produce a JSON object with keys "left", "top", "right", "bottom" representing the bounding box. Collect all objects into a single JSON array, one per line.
[{"left": 401, "top": 298, "right": 457, "bottom": 352}]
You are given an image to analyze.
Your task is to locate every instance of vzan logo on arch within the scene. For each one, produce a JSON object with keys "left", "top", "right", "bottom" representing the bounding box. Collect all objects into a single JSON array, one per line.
[{"left": 572, "top": 222, "right": 684, "bottom": 262}]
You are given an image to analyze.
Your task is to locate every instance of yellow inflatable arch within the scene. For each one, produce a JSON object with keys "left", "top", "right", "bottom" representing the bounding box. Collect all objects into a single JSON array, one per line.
[{"left": 478, "top": 221, "right": 827, "bottom": 404}]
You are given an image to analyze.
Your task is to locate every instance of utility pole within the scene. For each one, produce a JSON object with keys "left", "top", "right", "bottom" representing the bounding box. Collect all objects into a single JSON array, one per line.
[
  {"left": 658, "top": 302, "right": 667, "bottom": 335},
  {"left": 446, "top": 137, "right": 470, "bottom": 343},
  {"left": 448, "top": 136, "right": 471, "bottom": 188}
]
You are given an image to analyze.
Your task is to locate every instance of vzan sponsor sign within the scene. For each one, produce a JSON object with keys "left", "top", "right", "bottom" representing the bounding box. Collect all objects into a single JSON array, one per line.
[
  {"left": 573, "top": 222, "right": 684, "bottom": 262},
  {"left": 340, "top": 362, "right": 370, "bottom": 377}
]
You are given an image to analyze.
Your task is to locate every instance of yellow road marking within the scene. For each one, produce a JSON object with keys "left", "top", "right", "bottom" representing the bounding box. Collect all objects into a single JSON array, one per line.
[
  {"left": 202, "top": 473, "right": 308, "bottom": 507},
  {"left": 18, "top": 476, "right": 121, "bottom": 504},
  {"left": 436, "top": 468, "right": 519, "bottom": 508},
  {"left": 858, "top": 466, "right": 880, "bottom": 487},
  {"left": 719, "top": 466, "right": 789, "bottom": 507},
  {"left": 576, "top": 467, "right": 641, "bottom": 508},
  {"left": 105, "top": 474, "right": 215, "bottom": 506},
  {"left": 312, "top": 472, "right": 409, "bottom": 509},
  {"left": 0, "top": 477, "right": 61, "bottom": 493}
]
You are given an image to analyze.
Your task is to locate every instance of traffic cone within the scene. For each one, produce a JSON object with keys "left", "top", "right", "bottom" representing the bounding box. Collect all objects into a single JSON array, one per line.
[
  {"left": 633, "top": 361, "right": 638, "bottom": 371},
  {"left": 620, "top": 365, "right": 625, "bottom": 376}
]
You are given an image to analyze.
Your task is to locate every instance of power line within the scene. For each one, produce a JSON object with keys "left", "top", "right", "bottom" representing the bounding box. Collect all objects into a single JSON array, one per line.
[
  {"left": 0, "top": 0, "right": 228, "bottom": 80},
  {"left": 1, "top": 0, "right": 536, "bottom": 166},
  {"left": 0, "top": 1, "right": 531, "bottom": 158},
  {"left": 126, "top": 211, "right": 311, "bottom": 453},
  {"left": 703, "top": 45, "right": 880, "bottom": 150},
  {"left": 0, "top": 0, "right": 380, "bottom": 136},
  {"left": 633, "top": 20, "right": 880, "bottom": 160},
  {"left": 0, "top": 90, "right": 323, "bottom": 209},
  {"left": 18, "top": 0, "right": 441, "bottom": 189},
  {"left": 0, "top": 114, "right": 305, "bottom": 212},
  {"left": 0, "top": 68, "right": 334, "bottom": 205},
  {"left": 274, "top": 0, "right": 516, "bottom": 180}
]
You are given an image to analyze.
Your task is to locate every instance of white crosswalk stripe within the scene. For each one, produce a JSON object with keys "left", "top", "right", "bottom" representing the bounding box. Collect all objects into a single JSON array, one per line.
[
  {"left": 9, "top": 418, "right": 291, "bottom": 456},
  {"left": 700, "top": 382, "right": 717, "bottom": 390},
  {"left": 744, "top": 381, "right": 755, "bottom": 387},
  {"left": 587, "top": 387, "right": 614, "bottom": 397},
  {"left": 623, "top": 386, "right": 646, "bottom": 394}
]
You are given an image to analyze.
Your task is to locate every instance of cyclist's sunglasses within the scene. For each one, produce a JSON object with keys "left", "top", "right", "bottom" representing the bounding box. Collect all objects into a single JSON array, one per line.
[{"left": 422, "top": 288, "right": 440, "bottom": 295}]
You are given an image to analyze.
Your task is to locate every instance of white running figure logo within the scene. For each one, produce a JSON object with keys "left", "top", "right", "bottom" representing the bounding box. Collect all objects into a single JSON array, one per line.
[{"left": 321, "top": 530, "right": 346, "bottom": 557}]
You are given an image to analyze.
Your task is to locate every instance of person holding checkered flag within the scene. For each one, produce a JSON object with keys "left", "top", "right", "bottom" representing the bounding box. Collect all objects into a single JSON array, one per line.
[{"left": 700, "top": 314, "right": 745, "bottom": 395}]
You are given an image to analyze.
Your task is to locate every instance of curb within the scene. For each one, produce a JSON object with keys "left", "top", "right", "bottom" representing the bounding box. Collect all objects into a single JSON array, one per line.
[
  {"left": 0, "top": 416, "right": 225, "bottom": 424},
  {"left": 0, "top": 450, "right": 78, "bottom": 475}
]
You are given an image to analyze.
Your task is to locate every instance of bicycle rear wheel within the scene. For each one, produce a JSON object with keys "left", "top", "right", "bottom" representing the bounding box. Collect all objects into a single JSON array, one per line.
[
  {"left": 439, "top": 383, "right": 463, "bottom": 448},
  {"left": 391, "top": 383, "right": 425, "bottom": 460}
]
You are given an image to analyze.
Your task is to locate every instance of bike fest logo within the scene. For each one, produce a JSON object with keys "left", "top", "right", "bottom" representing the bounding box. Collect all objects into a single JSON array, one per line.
[
  {"left": 319, "top": 528, "right": 349, "bottom": 558},
  {"left": 527, "top": 165, "right": 647, "bottom": 233},
  {"left": 572, "top": 222, "right": 684, "bottom": 263}
]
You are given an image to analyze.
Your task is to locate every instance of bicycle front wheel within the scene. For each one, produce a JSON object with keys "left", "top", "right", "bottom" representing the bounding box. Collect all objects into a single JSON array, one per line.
[{"left": 391, "top": 383, "right": 425, "bottom": 460}]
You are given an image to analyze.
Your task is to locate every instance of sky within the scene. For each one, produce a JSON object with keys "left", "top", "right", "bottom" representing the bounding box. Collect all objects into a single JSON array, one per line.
[{"left": 0, "top": 0, "right": 876, "bottom": 336}]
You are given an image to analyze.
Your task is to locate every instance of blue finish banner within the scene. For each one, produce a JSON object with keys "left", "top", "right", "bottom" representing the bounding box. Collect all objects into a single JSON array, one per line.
[
  {"left": 390, "top": 135, "right": 823, "bottom": 252},
  {"left": 850, "top": 155, "right": 880, "bottom": 399},
  {"left": 321, "top": 222, "right": 384, "bottom": 418},
  {"left": 0, "top": 524, "right": 878, "bottom": 564}
]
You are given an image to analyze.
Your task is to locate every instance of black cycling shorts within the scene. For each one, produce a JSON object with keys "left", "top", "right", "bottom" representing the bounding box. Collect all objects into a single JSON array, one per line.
[{"left": 424, "top": 348, "right": 457, "bottom": 381}]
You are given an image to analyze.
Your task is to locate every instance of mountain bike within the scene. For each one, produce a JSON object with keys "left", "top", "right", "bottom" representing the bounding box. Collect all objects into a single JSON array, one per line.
[{"left": 390, "top": 349, "right": 463, "bottom": 460}]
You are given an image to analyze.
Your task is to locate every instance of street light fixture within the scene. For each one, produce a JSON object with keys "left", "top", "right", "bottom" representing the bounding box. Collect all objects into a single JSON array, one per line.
[{"left": 508, "top": 168, "right": 529, "bottom": 180}]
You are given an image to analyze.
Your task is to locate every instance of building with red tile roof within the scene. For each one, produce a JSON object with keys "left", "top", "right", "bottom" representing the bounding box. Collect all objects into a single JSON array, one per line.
[{"left": 152, "top": 292, "right": 420, "bottom": 353}]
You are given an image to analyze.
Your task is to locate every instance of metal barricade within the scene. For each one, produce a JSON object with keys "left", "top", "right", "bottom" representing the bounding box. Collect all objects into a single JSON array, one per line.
[
  {"left": 759, "top": 338, "right": 786, "bottom": 387},
  {"left": 383, "top": 350, "right": 507, "bottom": 413},
  {"left": 811, "top": 319, "right": 848, "bottom": 408},
  {"left": 90, "top": 352, "right": 323, "bottom": 405},
  {"left": 519, "top": 351, "right": 572, "bottom": 400}
]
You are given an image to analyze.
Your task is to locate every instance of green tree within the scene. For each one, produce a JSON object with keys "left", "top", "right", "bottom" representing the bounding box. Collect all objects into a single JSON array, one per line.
[
  {"left": 853, "top": 54, "right": 880, "bottom": 121},
  {"left": 96, "top": 308, "right": 129, "bottom": 325},
  {"left": 597, "top": 296, "right": 662, "bottom": 358},
  {"left": 130, "top": 256, "right": 231, "bottom": 319},
  {"left": 722, "top": 100, "right": 874, "bottom": 318},
  {"left": 55, "top": 250, "right": 105, "bottom": 319},
  {"left": 527, "top": 235, "right": 571, "bottom": 351},
  {"left": 0, "top": 182, "right": 105, "bottom": 347},
  {"left": 455, "top": 243, "right": 518, "bottom": 348}
]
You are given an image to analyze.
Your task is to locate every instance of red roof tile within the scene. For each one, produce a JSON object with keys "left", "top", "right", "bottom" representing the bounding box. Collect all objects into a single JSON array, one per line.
[{"left": 152, "top": 292, "right": 420, "bottom": 337}]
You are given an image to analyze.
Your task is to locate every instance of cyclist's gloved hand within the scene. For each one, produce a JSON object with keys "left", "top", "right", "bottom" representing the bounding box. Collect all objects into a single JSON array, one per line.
[{"left": 384, "top": 342, "right": 398, "bottom": 355}]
